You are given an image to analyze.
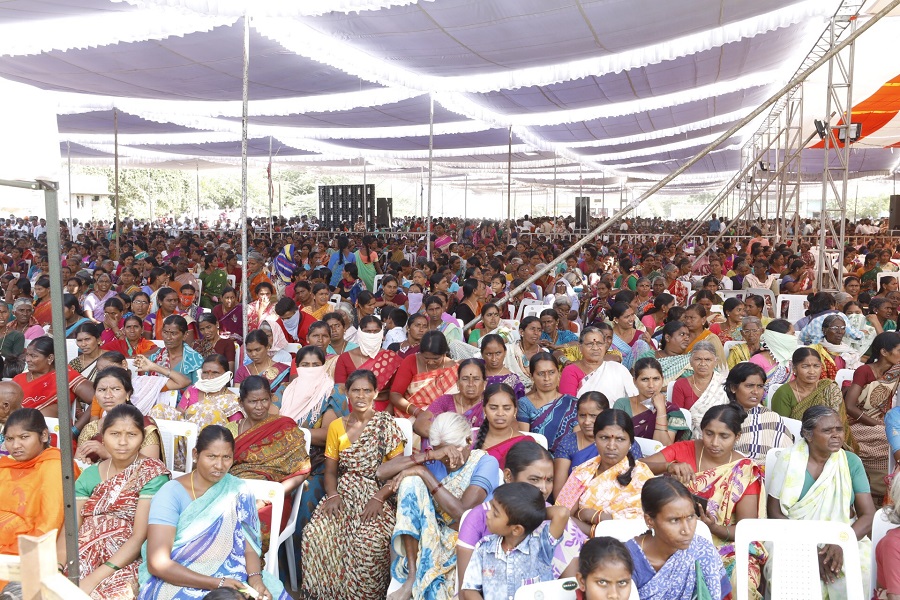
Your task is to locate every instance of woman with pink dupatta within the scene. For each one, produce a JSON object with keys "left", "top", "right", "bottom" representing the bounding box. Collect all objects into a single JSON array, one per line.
[{"left": 390, "top": 330, "right": 458, "bottom": 419}]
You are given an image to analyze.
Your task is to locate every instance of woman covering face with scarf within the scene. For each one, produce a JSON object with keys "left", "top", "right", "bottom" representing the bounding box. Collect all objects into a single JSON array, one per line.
[{"left": 333, "top": 315, "right": 404, "bottom": 411}]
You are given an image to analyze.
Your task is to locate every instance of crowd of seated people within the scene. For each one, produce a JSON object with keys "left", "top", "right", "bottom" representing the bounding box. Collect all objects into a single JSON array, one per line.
[{"left": 1, "top": 215, "right": 900, "bottom": 600}]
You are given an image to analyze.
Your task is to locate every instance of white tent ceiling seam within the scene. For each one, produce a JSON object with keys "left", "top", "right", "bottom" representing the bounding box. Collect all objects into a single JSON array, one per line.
[
  {"left": 111, "top": 0, "right": 438, "bottom": 19},
  {"left": 253, "top": 0, "right": 831, "bottom": 94}
]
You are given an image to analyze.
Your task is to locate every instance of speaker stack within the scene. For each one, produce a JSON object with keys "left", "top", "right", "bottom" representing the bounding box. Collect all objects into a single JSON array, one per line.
[
  {"left": 890, "top": 195, "right": 900, "bottom": 231},
  {"left": 318, "top": 184, "right": 375, "bottom": 230}
]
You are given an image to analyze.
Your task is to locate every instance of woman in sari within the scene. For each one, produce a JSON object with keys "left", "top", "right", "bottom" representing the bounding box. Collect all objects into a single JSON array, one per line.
[
  {"left": 560, "top": 324, "right": 637, "bottom": 400},
  {"left": 749, "top": 318, "right": 798, "bottom": 397},
  {"left": 226, "top": 375, "right": 311, "bottom": 547},
  {"left": 726, "top": 362, "right": 793, "bottom": 461},
  {"left": 14, "top": 336, "right": 94, "bottom": 419},
  {"left": 845, "top": 331, "right": 900, "bottom": 502},
  {"left": 0, "top": 302, "right": 24, "bottom": 359},
  {"left": 626, "top": 477, "right": 730, "bottom": 599},
  {"left": 682, "top": 303, "right": 727, "bottom": 368},
  {"left": 0, "top": 409, "right": 66, "bottom": 593},
  {"left": 61, "top": 292, "right": 92, "bottom": 338},
  {"left": 143, "top": 287, "right": 186, "bottom": 342},
  {"left": 274, "top": 244, "right": 298, "bottom": 288},
  {"left": 307, "top": 321, "right": 341, "bottom": 378},
  {"left": 772, "top": 347, "right": 854, "bottom": 448},
  {"left": 198, "top": 255, "right": 228, "bottom": 309},
  {"left": 609, "top": 302, "right": 655, "bottom": 370},
  {"left": 140, "top": 425, "right": 289, "bottom": 600},
  {"left": 147, "top": 315, "right": 204, "bottom": 387},
  {"left": 556, "top": 409, "right": 654, "bottom": 534},
  {"left": 84, "top": 272, "right": 118, "bottom": 322},
  {"left": 11, "top": 297, "right": 46, "bottom": 341},
  {"left": 390, "top": 330, "right": 459, "bottom": 417},
  {"left": 518, "top": 352, "right": 579, "bottom": 451},
  {"left": 671, "top": 342, "right": 726, "bottom": 430},
  {"left": 642, "top": 404, "right": 766, "bottom": 598},
  {"left": 655, "top": 320, "right": 694, "bottom": 383},
  {"left": 302, "top": 283, "right": 333, "bottom": 322},
  {"left": 301, "top": 369, "right": 406, "bottom": 599},
  {"left": 374, "top": 275, "right": 408, "bottom": 312},
  {"left": 416, "top": 359, "right": 487, "bottom": 438},
  {"left": 334, "top": 315, "right": 403, "bottom": 411},
  {"left": 506, "top": 316, "right": 542, "bottom": 390},
  {"left": 641, "top": 293, "right": 675, "bottom": 336},
  {"left": 539, "top": 307, "right": 579, "bottom": 359},
  {"left": 192, "top": 313, "right": 236, "bottom": 372},
  {"left": 234, "top": 329, "right": 291, "bottom": 408},
  {"left": 99, "top": 297, "right": 126, "bottom": 346},
  {"left": 247, "top": 282, "right": 277, "bottom": 331},
  {"left": 69, "top": 321, "right": 104, "bottom": 382},
  {"left": 76, "top": 367, "right": 162, "bottom": 465},
  {"left": 768, "top": 406, "right": 875, "bottom": 598},
  {"left": 709, "top": 297, "right": 745, "bottom": 344},
  {"left": 613, "top": 357, "right": 689, "bottom": 444},
  {"left": 471, "top": 383, "right": 531, "bottom": 468},
  {"left": 633, "top": 277, "right": 654, "bottom": 317},
  {"left": 68, "top": 404, "right": 170, "bottom": 599},
  {"left": 355, "top": 235, "right": 381, "bottom": 293},
  {"left": 103, "top": 314, "right": 158, "bottom": 358},
  {"left": 726, "top": 316, "right": 763, "bottom": 368},
  {"left": 32, "top": 275, "right": 52, "bottom": 327},
  {"left": 480, "top": 333, "right": 526, "bottom": 398},
  {"left": 211, "top": 286, "right": 244, "bottom": 343},
  {"left": 130, "top": 291, "right": 152, "bottom": 324},
  {"left": 425, "top": 295, "right": 463, "bottom": 344},
  {"left": 810, "top": 314, "right": 864, "bottom": 381},
  {"left": 379, "top": 412, "right": 499, "bottom": 600}
]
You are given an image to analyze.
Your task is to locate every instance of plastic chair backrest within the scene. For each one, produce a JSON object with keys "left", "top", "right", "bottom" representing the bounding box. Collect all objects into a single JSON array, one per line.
[
  {"left": 44, "top": 417, "right": 60, "bottom": 448},
  {"left": 776, "top": 294, "right": 808, "bottom": 323},
  {"left": 242, "top": 480, "right": 284, "bottom": 576},
  {"left": 330, "top": 293, "right": 343, "bottom": 305},
  {"left": 764, "top": 447, "right": 787, "bottom": 490},
  {"left": 151, "top": 340, "right": 165, "bottom": 348},
  {"left": 635, "top": 436, "right": 663, "bottom": 457},
  {"left": 723, "top": 340, "right": 742, "bottom": 360},
  {"left": 374, "top": 274, "right": 384, "bottom": 292},
  {"left": 394, "top": 417, "right": 413, "bottom": 456},
  {"left": 514, "top": 578, "right": 639, "bottom": 600},
  {"left": 835, "top": 368, "right": 854, "bottom": 388},
  {"left": 877, "top": 271, "right": 898, "bottom": 292},
  {"left": 720, "top": 289, "right": 746, "bottom": 301},
  {"left": 285, "top": 343, "right": 301, "bottom": 355},
  {"left": 765, "top": 382, "right": 781, "bottom": 409},
  {"left": 782, "top": 417, "right": 801, "bottom": 442},
  {"left": 870, "top": 508, "right": 900, "bottom": 599},
  {"left": 298, "top": 427, "right": 312, "bottom": 457},
  {"left": 522, "top": 432, "right": 548, "bottom": 449},
  {"left": 226, "top": 274, "right": 236, "bottom": 288},
  {"left": 665, "top": 381, "right": 675, "bottom": 404},
  {"left": 66, "top": 339, "right": 79, "bottom": 362},
  {"left": 735, "top": 518, "right": 864, "bottom": 600},
  {"left": 155, "top": 419, "right": 199, "bottom": 472},
  {"left": 516, "top": 298, "right": 544, "bottom": 322},
  {"left": 709, "top": 305, "right": 724, "bottom": 317},
  {"left": 679, "top": 408, "right": 692, "bottom": 433},
  {"left": 523, "top": 304, "right": 544, "bottom": 320},
  {"left": 747, "top": 288, "right": 777, "bottom": 318}
]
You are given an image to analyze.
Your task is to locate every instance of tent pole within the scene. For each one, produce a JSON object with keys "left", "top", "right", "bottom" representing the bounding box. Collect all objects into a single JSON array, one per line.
[
  {"left": 461, "top": 0, "right": 900, "bottom": 333},
  {"left": 268, "top": 136, "right": 273, "bottom": 239},
  {"left": 66, "top": 141, "right": 72, "bottom": 233},
  {"left": 464, "top": 174, "right": 468, "bottom": 220},
  {"left": 363, "top": 160, "right": 368, "bottom": 230},
  {"left": 147, "top": 170, "right": 153, "bottom": 226},
  {"left": 240, "top": 13, "right": 250, "bottom": 341},
  {"left": 196, "top": 161, "right": 200, "bottom": 227},
  {"left": 41, "top": 180, "right": 79, "bottom": 582},
  {"left": 426, "top": 94, "right": 433, "bottom": 262},
  {"left": 553, "top": 153, "right": 558, "bottom": 220},
  {"left": 114, "top": 108, "right": 120, "bottom": 259},
  {"left": 507, "top": 126, "right": 512, "bottom": 242},
  {"left": 278, "top": 182, "right": 282, "bottom": 219}
]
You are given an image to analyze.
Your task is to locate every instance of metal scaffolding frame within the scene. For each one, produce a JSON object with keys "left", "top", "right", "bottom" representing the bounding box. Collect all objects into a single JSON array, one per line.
[{"left": 816, "top": 7, "right": 860, "bottom": 291}]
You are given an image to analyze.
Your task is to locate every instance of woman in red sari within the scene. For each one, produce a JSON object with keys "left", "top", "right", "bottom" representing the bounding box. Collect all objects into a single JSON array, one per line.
[
  {"left": 334, "top": 315, "right": 403, "bottom": 411},
  {"left": 227, "top": 375, "right": 311, "bottom": 546},
  {"left": 102, "top": 314, "right": 158, "bottom": 358},
  {"left": 31, "top": 276, "right": 52, "bottom": 327},
  {"left": 472, "top": 382, "right": 531, "bottom": 468},
  {"left": 389, "top": 330, "right": 458, "bottom": 418},
  {"left": 14, "top": 336, "right": 94, "bottom": 420}
]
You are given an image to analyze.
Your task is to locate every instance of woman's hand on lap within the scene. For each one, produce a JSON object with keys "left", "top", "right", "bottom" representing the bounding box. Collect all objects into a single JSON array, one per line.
[
  {"left": 818, "top": 544, "right": 843, "bottom": 583},
  {"left": 360, "top": 498, "right": 385, "bottom": 522},
  {"left": 322, "top": 494, "right": 343, "bottom": 518}
]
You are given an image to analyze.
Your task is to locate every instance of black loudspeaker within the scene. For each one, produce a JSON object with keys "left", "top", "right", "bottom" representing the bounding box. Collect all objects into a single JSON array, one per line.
[
  {"left": 376, "top": 197, "right": 393, "bottom": 229},
  {"left": 575, "top": 197, "right": 590, "bottom": 232},
  {"left": 318, "top": 184, "right": 375, "bottom": 230},
  {"left": 891, "top": 195, "right": 900, "bottom": 230}
]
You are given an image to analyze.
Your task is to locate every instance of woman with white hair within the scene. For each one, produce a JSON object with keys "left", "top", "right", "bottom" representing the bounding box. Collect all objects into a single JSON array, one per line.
[{"left": 378, "top": 412, "right": 500, "bottom": 600}]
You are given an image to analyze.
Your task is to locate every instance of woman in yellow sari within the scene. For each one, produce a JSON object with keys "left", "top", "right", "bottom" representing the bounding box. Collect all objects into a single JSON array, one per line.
[
  {"left": 555, "top": 409, "right": 653, "bottom": 535},
  {"left": 768, "top": 406, "right": 875, "bottom": 598},
  {"left": 389, "top": 330, "right": 458, "bottom": 417},
  {"left": 302, "top": 283, "right": 332, "bottom": 321},
  {"left": 683, "top": 303, "right": 726, "bottom": 368},
  {"left": 642, "top": 404, "right": 766, "bottom": 599}
]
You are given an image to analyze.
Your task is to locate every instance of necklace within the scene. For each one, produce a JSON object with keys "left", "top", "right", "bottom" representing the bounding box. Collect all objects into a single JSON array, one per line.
[
  {"left": 698, "top": 446, "right": 733, "bottom": 471},
  {"left": 689, "top": 374, "right": 710, "bottom": 395},
  {"left": 190, "top": 471, "right": 197, "bottom": 500}
]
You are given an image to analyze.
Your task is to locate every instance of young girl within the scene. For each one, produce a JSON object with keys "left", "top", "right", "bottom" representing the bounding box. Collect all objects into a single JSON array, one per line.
[
  {"left": 457, "top": 442, "right": 587, "bottom": 589},
  {"left": 577, "top": 537, "right": 634, "bottom": 600},
  {"left": 472, "top": 383, "right": 530, "bottom": 468}
]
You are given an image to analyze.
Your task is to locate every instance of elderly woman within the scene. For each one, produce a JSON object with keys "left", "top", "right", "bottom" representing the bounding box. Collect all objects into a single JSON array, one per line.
[
  {"left": 415, "top": 359, "right": 487, "bottom": 438},
  {"left": 671, "top": 342, "right": 728, "bottom": 435},
  {"left": 390, "top": 330, "right": 459, "bottom": 417},
  {"left": 726, "top": 362, "right": 793, "bottom": 461},
  {"left": 655, "top": 320, "right": 693, "bottom": 383},
  {"left": 539, "top": 308, "right": 579, "bottom": 356},
  {"left": 10, "top": 297, "right": 45, "bottom": 341},
  {"left": 809, "top": 313, "right": 864, "bottom": 380},
  {"left": 379, "top": 412, "right": 500, "bottom": 600},
  {"left": 726, "top": 316, "right": 763, "bottom": 368},
  {"left": 560, "top": 325, "right": 637, "bottom": 400},
  {"left": 83, "top": 272, "right": 117, "bottom": 322},
  {"left": 768, "top": 406, "right": 874, "bottom": 598}
]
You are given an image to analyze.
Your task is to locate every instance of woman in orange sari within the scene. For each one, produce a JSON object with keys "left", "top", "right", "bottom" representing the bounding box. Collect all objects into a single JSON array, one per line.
[
  {"left": 682, "top": 303, "right": 726, "bottom": 368},
  {"left": 390, "top": 330, "right": 458, "bottom": 418},
  {"left": 0, "top": 408, "right": 66, "bottom": 591},
  {"left": 32, "top": 276, "right": 52, "bottom": 327},
  {"left": 334, "top": 315, "right": 404, "bottom": 411},
  {"left": 227, "top": 375, "right": 311, "bottom": 546},
  {"left": 302, "top": 283, "right": 332, "bottom": 321},
  {"left": 102, "top": 314, "right": 158, "bottom": 357}
]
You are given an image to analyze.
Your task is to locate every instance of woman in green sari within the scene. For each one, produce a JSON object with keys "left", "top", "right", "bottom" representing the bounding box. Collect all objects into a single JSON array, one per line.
[
  {"left": 355, "top": 235, "right": 382, "bottom": 293},
  {"left": 655, "top": 320, "right": 693, "bottom": 383},
  {"left": 198, "top": 255, "right": 228, "bottom": 309}
]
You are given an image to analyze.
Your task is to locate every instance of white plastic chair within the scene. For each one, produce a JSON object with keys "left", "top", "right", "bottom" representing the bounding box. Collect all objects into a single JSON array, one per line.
[
  {"left": 764, "top": 447, "right": 788, "bottom": 490},
  {"left": 776, "top": 294, "right": 808, "bottom": 323},
  {"left": 373, "top": 274, "right": 384, "bottom": 291},
  {"left": 594, "top": 517, "right": 712, "bottom": 543},
  {"left": 243, "top": 480, "right": 285, "bottom": 578},
  {"left": 765, "top": 382, "right": 782, "bottom": 410},
  {"left": 44, "top": 417, "right": 61, "bottom": 448},
  {"left": 747, "top": 288, "right": 777, "bottom": 318},
  {"left": 298, "top": 427, "right": 312, "bottom": 457},
  {"left": 329, "top": 293, "right": 342, "bottom": 306},
  {"left": 514, "top": 577, "right": 640, "bottom": 600},
  {"left": 635, "top": 436, "right": 663, "bottom": 457},
  {"left": 782, "top": 417, "right": 801, "bottom": 442},
  {"left": 155, "top": 419, "right": 199, "bottom": 473},
  {"left": 665, "top": 380, "right": 676, "bottom": 403},
  {"left": 151, "top": 340, "right": 165, "bottom": 348},
  {"left": 723, "top": 340, "right": 743, "bottom": 361},
  {"left": 394, "top": 417, "right": 413, "bottom": 456},
  {"left": 516, "top": 298, "right": 544, "bottom": 322},
  {"left": 835, "top": 368, "right": 854, "bottom": 388},
  {"left": 734, "top": 518, "right": 864, "bottom": 600},
  {"left": 522, "top": 431, "right": 548, "bottom": 449},
  {"left": 66, "top": 339, "right": 79, "bottom": 362},
  {"left": 285, "top": 343, "right": 301, "bottom": 355},
  {"left": 679, "top": 408, "right": 692, "bottom": 433},
  {"left": 226, "top": 274, "right": 236, "bottom": 288},
  {"left": 523, "top": 304, "right": 545, "bottom": 320},
  {"left": 870, "top": 508, "right": 900, "bottom": 600}
]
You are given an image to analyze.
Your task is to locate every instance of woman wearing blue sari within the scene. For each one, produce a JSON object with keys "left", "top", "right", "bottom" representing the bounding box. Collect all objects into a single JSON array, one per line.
[
  {"left": 148, "top": 315, "right": 204, "bottom": 386},
  {"left": 274, "top": 244, "right": 298, "bottom": 287},
  {"left": 139, "top": 425, "right": 289, "bottom": 600},
  {"left": 63, "top": 292, "right": 91, "bottom": 338},
  {"left": 610, "top": 302, "right": 655, "bottom": 370},
  {"left": 517, "top": 352, "right": 578, "bottom": 452}
]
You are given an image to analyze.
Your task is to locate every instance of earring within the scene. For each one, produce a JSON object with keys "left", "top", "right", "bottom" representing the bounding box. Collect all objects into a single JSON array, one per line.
[{"left": 650, "top": 527, "right": 655, "bottom": 537}]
